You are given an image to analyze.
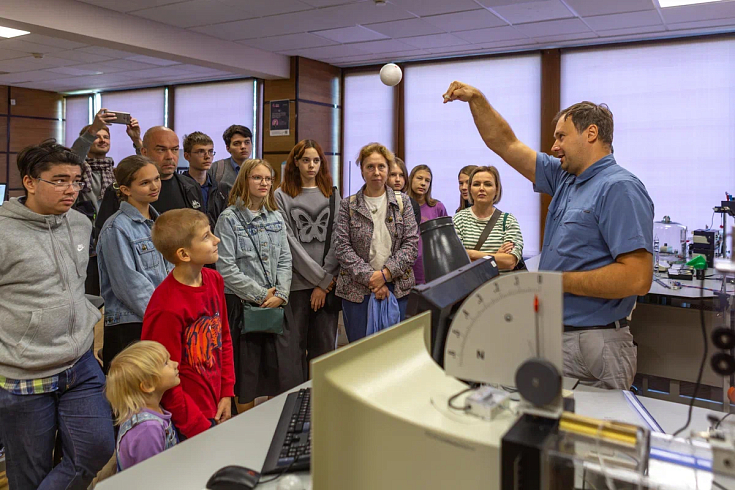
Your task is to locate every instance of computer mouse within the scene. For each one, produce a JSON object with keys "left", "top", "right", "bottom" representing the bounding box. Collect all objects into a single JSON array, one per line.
[{"left": 206, "top": 465, "right": 261, "bottom": 490}]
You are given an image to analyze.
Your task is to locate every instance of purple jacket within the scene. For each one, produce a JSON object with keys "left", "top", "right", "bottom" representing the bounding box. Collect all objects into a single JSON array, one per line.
[{"left": 335, "top": 186, "right": 419, "bottom": 303}]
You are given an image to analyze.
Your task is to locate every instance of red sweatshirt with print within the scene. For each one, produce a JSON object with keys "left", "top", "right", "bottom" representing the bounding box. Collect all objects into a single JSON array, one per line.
[{"left": 142, "top": 268, "right": 235, "bottom": 438}]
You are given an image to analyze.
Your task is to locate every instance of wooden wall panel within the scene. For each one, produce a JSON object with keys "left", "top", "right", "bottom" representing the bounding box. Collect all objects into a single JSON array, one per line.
[
  {"left": 8, "top": 153, "right": 20, "bottom": 189},
  {"left": 539, "top": 49, "right": 561, "bottom": 250},
  {"left": 0, "top": 154, "right": 6, "bottom": 184},
  {"left": 10, "top": 87, "right": 63, "bottom": 119},
  {"left": 297, "top": 103, "right": 338, "bottom": 153},
  {"left": 263, "top": 100, "right": 296, "bottom": 154},
  {"left": 9, "top": 118, "right": 63, "bottom": 152},
  {"left": 0, "top": 86, "right": 8, "bottom": 115},
  {"left": 9, "top": 189, "right": 24, "bottom": 198},
  {"left": 298, "top": 58, "right": 340, "bottom": 105},
  {"left": 0, "top": 116, "right": 7, "bottom": 152},
  {"left": 263, "top": 153, "right": 289, "bottom": 187}
]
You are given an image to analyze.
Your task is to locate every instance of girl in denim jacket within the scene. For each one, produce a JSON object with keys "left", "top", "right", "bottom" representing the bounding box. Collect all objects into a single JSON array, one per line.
[
  {"left": 215, "top": 159, "right": 292, "bottom": 410},
  {"left": 97, "top": 156, "right": 170, "bottom": 372}
]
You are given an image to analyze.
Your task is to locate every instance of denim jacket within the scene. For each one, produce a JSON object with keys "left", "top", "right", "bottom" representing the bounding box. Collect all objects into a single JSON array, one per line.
[
  {"left": 97, "top": 202, "right": 171, "bottom": 326},
  {"left": 215, "top": 204, "right": 292, "bottom": 305}
]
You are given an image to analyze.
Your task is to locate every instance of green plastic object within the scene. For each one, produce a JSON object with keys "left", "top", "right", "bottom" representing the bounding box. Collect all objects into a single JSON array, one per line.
[{"left": 686, "top": 255, "right": 707, "bottom": 270}]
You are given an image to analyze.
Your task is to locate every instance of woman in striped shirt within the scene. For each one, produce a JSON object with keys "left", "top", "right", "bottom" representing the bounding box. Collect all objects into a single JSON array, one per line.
[{"left": 452, "top": 166, "right": 524, "bottom": 271}]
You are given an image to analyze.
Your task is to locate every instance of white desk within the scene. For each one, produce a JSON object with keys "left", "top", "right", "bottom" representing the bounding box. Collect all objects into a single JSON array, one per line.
[
  {"left": 98, "top": 380, "right": 722, "bottom": 490},
  {"left": 97, "top": 384, "right": 311, "bottom": 490}
]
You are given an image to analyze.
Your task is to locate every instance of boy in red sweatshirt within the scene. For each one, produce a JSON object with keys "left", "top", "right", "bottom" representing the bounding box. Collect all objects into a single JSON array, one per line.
[{"left": 142, "top": 208, "right": 235, "bottom": 438}]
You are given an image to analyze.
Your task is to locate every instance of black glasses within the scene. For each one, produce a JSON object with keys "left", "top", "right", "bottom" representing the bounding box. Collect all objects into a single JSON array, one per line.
[
  {"left": 192, "top": 150, "right": 216, "bottom": 157},
  {"left": 37, "top": 178, "right": 86, "bottom": 192}
]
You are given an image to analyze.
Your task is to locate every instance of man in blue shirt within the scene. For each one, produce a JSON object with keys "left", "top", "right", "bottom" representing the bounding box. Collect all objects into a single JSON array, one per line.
[
  {"left": 182, "top": 131, "right": 218, "bottom": 225},
  {"left": 443, "top": 81, "right": 654, "bottom": 390}
]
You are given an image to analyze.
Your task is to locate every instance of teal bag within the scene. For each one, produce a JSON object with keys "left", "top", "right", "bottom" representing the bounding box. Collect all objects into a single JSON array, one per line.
[{"left": 235, "top": 210, "right": 285, "bottom": 335}]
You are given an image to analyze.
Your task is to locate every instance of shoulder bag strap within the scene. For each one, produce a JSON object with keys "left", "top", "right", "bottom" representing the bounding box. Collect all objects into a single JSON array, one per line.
[
  {"left": 321, "top": 187, "right": 337, "bottom": 266},
  {"left": 233, "top": 209, "right": 273, "bottom": 288},
  {"left": 473, "top": 208, "right": 502, "bottom": 251},
  {"left": 215, "top": 160, "right": 226, "bottom": 184},
  {"left": 502, "top": 212, "right": 508, "bottom": 232}
]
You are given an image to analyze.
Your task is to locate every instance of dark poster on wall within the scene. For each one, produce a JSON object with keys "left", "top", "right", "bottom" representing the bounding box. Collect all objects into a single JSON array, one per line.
[{"left": 270, "top": 100, "right": 290, "bottom": 136}]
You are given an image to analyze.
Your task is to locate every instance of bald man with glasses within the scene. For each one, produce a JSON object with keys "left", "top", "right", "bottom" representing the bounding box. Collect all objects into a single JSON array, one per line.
[{"left": 94, "top": 126, "right": 204, "bottom": 236}]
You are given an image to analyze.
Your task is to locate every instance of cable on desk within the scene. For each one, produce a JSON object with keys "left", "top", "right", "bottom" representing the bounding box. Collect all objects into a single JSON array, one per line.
[
  {"left": 258, "top": 459, "right": 296, "bottom": 484},
  {"left": 712, "top": 481, "right": 731, "bottom": 490},
  {"left": 715, "top": 412, "right": 733, "bottom": 429},
  {"left": 448, "top": 385, "right": 477, "bottom": 412},
  {"left": 673, "top": 280, "right": 708, "bottom": 437},
  {"left": 571, "top": 379, "right": 581, "bottom": 391}
]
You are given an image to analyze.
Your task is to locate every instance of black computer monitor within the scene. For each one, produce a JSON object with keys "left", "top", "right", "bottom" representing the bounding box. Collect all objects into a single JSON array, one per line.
[{"left": 406, "top": 257, "right": 499, "bottom": 368}]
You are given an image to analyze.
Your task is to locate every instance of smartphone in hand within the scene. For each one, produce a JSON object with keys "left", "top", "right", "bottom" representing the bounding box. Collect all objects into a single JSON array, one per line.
[{"left": 106, "top": 110, "right": 131, "bottom": 125}]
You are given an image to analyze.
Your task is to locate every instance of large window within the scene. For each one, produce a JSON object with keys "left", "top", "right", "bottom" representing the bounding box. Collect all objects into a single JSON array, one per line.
[
  {"left": 174, "top": 80, "right": 257, "bottom": 166},
  {"left": 64, "top": 96, "right": 91, "bottom": 149},
  {"left": 404, "top": 54, "right": 542, "bottom": 254},
  {"left": 561, "top": 39, "right": 735, "bottom": 238},
  {"left": 100, "top": 88, "right": 166, "bottom": 165},
  {"left": 343, "top": 71, "right": 395, "bottom": 197}
]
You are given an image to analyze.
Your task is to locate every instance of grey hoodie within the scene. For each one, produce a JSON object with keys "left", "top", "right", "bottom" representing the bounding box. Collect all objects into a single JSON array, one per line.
[{"left": 0, "top": 198, "right": 101, "bottom": 379}]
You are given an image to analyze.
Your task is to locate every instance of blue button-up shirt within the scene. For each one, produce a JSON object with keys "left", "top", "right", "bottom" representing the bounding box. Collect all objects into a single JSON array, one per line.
[
  {"left": 229, "top": 157, "right": 240, "bottom": 174},
  {"left": 184, "top": 171, "right": 214, "bottom": 211},
  {"left": 534, "top": 153, "right": 654, "bottom": 327}
]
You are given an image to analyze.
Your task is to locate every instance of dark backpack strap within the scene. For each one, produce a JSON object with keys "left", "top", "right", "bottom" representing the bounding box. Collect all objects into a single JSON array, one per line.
[
  {"left": 215, "top": 160, "right": 226, "bottom": 185},
  {"left": 321, "top": 187, "right": 337, "bottom": 266},
  {"left": 474, "top": 208, "right": 502, "bottom": 251}
]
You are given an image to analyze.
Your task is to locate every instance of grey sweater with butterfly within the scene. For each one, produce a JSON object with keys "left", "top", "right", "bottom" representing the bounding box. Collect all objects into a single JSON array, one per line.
[{"left": 274, "top": 187, "right": 341, "bottom": 292}]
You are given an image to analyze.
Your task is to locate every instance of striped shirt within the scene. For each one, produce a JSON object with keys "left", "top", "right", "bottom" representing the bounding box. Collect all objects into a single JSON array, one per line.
[
  {"left": 453, "top": 207, "right": 524, "bottom": 262},
  {"left": 0, "top": 373, "right": 59, "bottom": 395}
]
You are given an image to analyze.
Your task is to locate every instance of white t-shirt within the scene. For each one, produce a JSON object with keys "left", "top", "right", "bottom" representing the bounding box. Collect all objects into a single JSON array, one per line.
[{"left": 364, "top": 192, "right": 391, "bottom": 270}]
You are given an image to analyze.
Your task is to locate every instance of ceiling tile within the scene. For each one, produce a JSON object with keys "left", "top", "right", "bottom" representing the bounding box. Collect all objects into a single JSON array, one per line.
[
  {"left": 191, "top": 14, "right": 308, "bottom": 41},
  {"left": 282, "top": 43, "right": 371, "bottom": 59},
  {"left": 18, "top": 34, "right": 88, "bottom": 50},
  {"left": 596, "top": 25, "right": 667, "bottom": 37},
  {"left": 96, "top": 59, "right": 160, "bottom": 72},
  {"left": 131, "top": 0, "right": 281, "bottom": 28},
  {"left": 532, "top": 31, "right": 597, "bottom": 44},
  {"left": 513, "top": 18, "right": 591, "bottom": 37},
  {"left": 454, "top": 26, "right": 528, "bottom": 43},
  {"left": 25, "top": 55, "right": 81, "bottom": 68},
  {"left": 350, "top": 39, "right": 415, "bottom": 53},
  {"left": 423, "top": 9, "right": 508, "bottom": 32},
  {"left": 402, "top": 33, "right": 470, "bottom": 49},
  {"left": 52, "top": 50, "right": 114, "bottom": 64},
  {"left": 216, "top": 0, "right": 315, "bottom": 17},
  {"left": 660, "top": 2, "right": 735, "bottom": 24},
  {"left": 0, "top": 39, "right": 65, "bottom": 54},
  {"left": 313, "top": 26, "right": 389, "bottom": 43},
  {"left": 488, "top": 0, "right": 575, "bottom": 24},
  {"left": 0, "top": 70, "right": 64, "bottom": 84},
  {"left": 0, "top": 58, "right": 49, "bottom": 73},
  {"left": 75, "top": 0, "right": 185, "bottom": 13},
  {"left": 46, "top": 66, "right": 105, "bottom": 76},
  {"left": 77, "top": 46, "right": 138, "bottom": 58},
  {"left": 561, "top": 0, "right": 656, "bottom": 17},
  {"left": 0, "top": 48, "right": 31, "bottom": 61},
  {"left": 299, "top": 0, "right": 365, "bottom": 5},
  {"left": 124, "top": 55, "right": 181, "bottom": 66},
  {"left": 363, "top": 18, "right": 445, "bottom": 38},
  {"left": 584, "top": 10, "right": 663, "bottom": 32},
  {"left": 388, "top": 0, "right": 481, "bottom": 17},
  {"left": 241, "top": 33, "right": 338, "bottom": 51}
]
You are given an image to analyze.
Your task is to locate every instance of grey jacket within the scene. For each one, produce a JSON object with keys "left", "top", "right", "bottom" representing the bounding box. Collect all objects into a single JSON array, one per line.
[
  {"left": 208, "top": 157, "right": 240, "bottom": 223},
  {"left": 0, "top": 198, "right": 101, "bottom": 379}
]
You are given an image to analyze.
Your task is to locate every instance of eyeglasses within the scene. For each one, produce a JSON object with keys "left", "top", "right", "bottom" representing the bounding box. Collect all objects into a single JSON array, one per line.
[
  {"left": 299, "top": 157, "right": 321, "bottom": 165},
  {"left": 250, "top": 176, "right": 273, "bottom": 184},
  {"left": 192, "top": 150, "right": 216, "bottom": 157},
  {"left": 37, "top": 178, "right": 86, "bottom": 192}
]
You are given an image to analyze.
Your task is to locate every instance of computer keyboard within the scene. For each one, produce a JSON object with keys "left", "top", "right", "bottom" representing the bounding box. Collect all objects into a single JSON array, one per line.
[{"left": 261, "top": 388, "right": 311, "bottom": 475}]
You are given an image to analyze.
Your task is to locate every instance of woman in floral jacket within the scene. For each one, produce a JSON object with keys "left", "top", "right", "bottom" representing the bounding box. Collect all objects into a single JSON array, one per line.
[{"left": 334, "top": 143, "right": 419, "bottom": 343}]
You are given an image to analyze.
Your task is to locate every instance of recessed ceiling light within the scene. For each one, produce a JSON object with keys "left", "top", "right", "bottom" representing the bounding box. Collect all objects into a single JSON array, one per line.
[
  {"left": 0, "top": 26, "right": 30, "bottom": 38},
  {"left": 659, "top": 0, "right": 726, "bottom": 7}
]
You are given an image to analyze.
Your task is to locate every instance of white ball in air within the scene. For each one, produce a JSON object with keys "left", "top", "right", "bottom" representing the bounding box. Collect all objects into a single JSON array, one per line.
[{"left": 380, "top": 63, "right": 402, "bottom": 86}]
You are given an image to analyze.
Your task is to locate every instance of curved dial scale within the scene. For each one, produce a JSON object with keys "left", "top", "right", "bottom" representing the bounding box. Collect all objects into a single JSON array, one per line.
[{"left": 443, "top": 271, "right": 564, "bottom": 387}]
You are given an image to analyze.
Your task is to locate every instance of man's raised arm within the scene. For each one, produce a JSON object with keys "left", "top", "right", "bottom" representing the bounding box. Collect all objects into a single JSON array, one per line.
[{"left": 443, "top": 81, "right": 537, "bottom": 183}]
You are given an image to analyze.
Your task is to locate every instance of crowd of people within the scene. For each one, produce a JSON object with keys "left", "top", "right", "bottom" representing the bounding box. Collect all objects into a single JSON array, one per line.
[
  {"left": 0, "top": 78, "right": 654, "bottom": 490},
  {"left": 0, "top": 104, "right": 525, "bottom": 488}
]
